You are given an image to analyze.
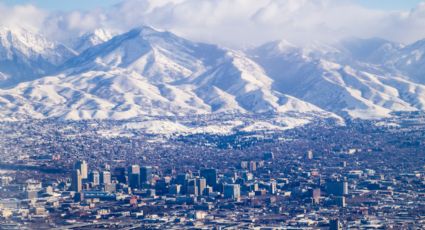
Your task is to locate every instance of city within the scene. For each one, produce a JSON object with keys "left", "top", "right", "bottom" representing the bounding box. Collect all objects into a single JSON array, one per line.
[{"left": 0, "top": 112, "right": 424, "bottom": 229}]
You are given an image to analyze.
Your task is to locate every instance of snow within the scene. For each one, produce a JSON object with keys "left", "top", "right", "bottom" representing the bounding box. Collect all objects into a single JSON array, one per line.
[{"left": 0, "top": 26, "right": 425, "bottom": 131}]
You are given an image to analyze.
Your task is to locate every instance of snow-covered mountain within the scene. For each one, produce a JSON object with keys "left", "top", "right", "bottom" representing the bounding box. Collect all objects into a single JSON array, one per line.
[
  {"left": 0, "top": 26, "right": 425, "bottom": 124},
  {"left": 0, "top": 27, "right": 76, "bottom": 88},
  {"left": 249, "top": 39, "right": 425, "bottom": 119},
  {"left": 0, "top": 27, "right": 330, "bottom": 121},
  {"left": 69, "top": 29, "right": 114, "bottom": 53}
]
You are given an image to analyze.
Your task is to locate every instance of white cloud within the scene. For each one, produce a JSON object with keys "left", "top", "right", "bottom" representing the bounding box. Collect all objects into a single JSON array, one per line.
[
  {"left": 1, "top": 0, "right": 425, "bottom": 47},
  {"left": 0, "top": 4, "right": 46, "bottom": 32}
]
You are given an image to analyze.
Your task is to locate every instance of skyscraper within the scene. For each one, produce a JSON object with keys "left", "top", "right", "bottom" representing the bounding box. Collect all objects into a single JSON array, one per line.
[
  {"left": 128, "top": 165, "right": 140, "bottom": 175},
  {"left": 224, "top": 184, "right": 240, "bottom": 200},
  {"left": 307, "top": 150, "right": 314, "bottom": 160},
  {"left": 89, "top": 170, "right": 100, "bottom": 186},
  {"left": 129, "top": 173, "right": 141, "bottom": 189},
  {"left": 249, "top": 161, "right": 256, "bottom": 172},
  {"left": 100, "top": 171, "right": 111, "bottom": 185},
  {"left": 71, "top": 170, "right": 82, "bottom": 192},
  {"left": 196, "top": 178, "right": 207, "bottom": 196},
  {"left": 200, "top": 168, "right": 217, "bottom": 188},
  {"left": 140, "top": 166, "right": 153, "bottom": 184},
  {"left": 114, "top": 167, "right": 127, "bottom": 184},
  {"left": 127, "top": 165, "right": 141, "bottom": 189},
  {"left": 326, "top": 180, "right": 348, "bottom": 196},
  {"left": 74, "top": 160, "right": 88, "bottom": 180}
]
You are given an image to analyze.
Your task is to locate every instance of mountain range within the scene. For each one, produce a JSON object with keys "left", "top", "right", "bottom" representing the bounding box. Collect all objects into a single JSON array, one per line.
[{"left": 0, "top": 26, "right": 424, "bottom": 124}]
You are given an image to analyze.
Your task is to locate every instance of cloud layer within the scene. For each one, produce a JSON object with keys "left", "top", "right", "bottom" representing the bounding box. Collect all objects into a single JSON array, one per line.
[{"left": 2, "top": 0, "right": 425, "bottom": 47}]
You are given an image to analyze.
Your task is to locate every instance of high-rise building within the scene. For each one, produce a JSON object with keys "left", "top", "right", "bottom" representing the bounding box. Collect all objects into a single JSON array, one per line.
[
  {"left": 71, "top": 170, "right": 82, "bottom": 192},
  {"left": 100, "top": 171, "right": 111, "bottom": 185},
  {"left": 269, "top": 180, "right": 277, "bottom": 195},
  {"left": 312, "top": 188, "right": 321, "bottom": 204},
  {"left": 74, "top": 160, "right": 88, "bottom": 180},
  {"left": 224, "top": 184, "right": 240, "bottom": 200},
  {"left": 240, "top": 161, "right": 248, "bottom": 169},
  {"left": 197, "top": 178, "right": 207, "bottom": 196},
  {"left": 249, "top": 161, "right": 256, "bottom": 172},
  {"left": 140, "top": 166, "right": 153, "bottom": 184},
  {"left": 200, "top": 169, "right": 217, "bottom": 188},
  {"left": 114, "top": 167, "right": 127, "bottom": 184},
  {"left": 326, "top": 180, "right": 348, "bottom": 196},
  {"left": 187, "top": 179, "right": 198, "bottom": 196},
  {"left": 307, "top": 150, "right": 314, "bottom": 160},
  {"left": 129, "top": 173, "right": 141, "bottom": 189},
  {"left": 128, "top": 165, "right": 140, "bottom": 175},
  {"left": 89, "top": 171, "right": 100, "bottom": 186}
]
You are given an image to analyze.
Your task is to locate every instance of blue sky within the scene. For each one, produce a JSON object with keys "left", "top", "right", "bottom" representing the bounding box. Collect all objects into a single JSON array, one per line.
[{"left": 1, "top": 0, "right": 423, "bottom": 11}]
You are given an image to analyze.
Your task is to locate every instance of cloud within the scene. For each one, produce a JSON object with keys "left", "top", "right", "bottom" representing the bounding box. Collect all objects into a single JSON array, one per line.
[
  {"left": 0, "top": 4, "right": 46, "bottom": 32},
  {"left": 1, "top": 0, "right": 425, "bottom": 47}
]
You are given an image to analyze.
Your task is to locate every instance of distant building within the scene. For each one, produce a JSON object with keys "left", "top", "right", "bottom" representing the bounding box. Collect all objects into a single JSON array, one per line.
[
  {"left": 224, "top": 184, "right": 240, "bottom": 200},
  {"left": 312, "top": 188, "right": 321, "bottom": 204},
  {"left": 71, "top": 169, "right": 82, "bottom": 192},
  {"left": 114, "top": 167, "right": 127, "bottom": 184},
  {"left": 129, "top": 173, "right": 141, "bottom": 189},
  {"left": 269, "top": 180, "right": 277, "bottom": 195},
  {"left": 200, "top": 168, "right": 217, "bottom": 188},
  {"left": 100, "top": 171, "right": 111, "bottom": 185},
  {"left": 240, "top": 161, "right": 248, "bottom": 169},
  {"left": 307, "top": 150, "right": 314, "bottom": 160},
  {"left": 89, "top": 171, "right": 100, "bottom": 186},
  {"left": 74, "top": 160, "right": 88, "bottom": 180},
  {"left": 197, "top": 178, "right": 207, "bottom": 195},
  {"left": 140, "top": 166, "right": 153, "bottom": 184},
  {"left": 128, "top": 165, "right": 140, "bottom": 175},
  {"left": 249, "top": 161, "right": 256, "bottom": 172},
  {"left": 326, "top": 180, "right": 348, "bottom": 196}
]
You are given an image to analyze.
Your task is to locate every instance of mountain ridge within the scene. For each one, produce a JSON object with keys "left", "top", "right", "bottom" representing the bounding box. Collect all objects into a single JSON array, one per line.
[{"left": 0, "top": 26, "right": 424, "bottom": 125}]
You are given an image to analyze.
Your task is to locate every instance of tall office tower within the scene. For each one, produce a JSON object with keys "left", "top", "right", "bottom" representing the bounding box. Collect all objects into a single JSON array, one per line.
[
  {"left": 269, "top": 180, "right": 277, "bottom": 195},
  {"left": 249, "top": 161, "right": 257, "bottom": 172},
  {"left": 240, "top": 161, "right": 248, "bottom": 169},
  {"left": 89, "top": 170, "right": 100, "bottom": 186},
  {"left": 200, "top": 168, "right": 217, "bottom": 188},
  {"left": 128, "top": 165, "right": 140, "bottom": 175},
  {"left": 26, "top": 179, "right": 42, "bottom": 200},
  {"left": 140, "top": 166, "right": 153, "bottom": 184},
  {"left": 175, "top": 173, "right": 189, "bottom": 185},
  {"left": 187, "top": 179, "right": 198, "bottom": 196},
  {"left": 129, "top": 173, "right": 141, "bottom": 189},
  {"left": 114, "top": 167, "right": 127, "bottom": 184},
  {"left": 196, "top": 178, "right": 207, "bottom": 196},
  {"left": 307, "top": 150, "right": 314, "bottom": 160},
  {"left": 326, "top": 180, "right": 349, "bottom": 196},
  {"left": 71, "top": 170, "right": 82, "bottom": 192},
  {"left": 74, "top": 160, "right": 88, "bottom": 180},
  {"left": 224, "top": 184, "right": 241, "bottom": 200},
  {"left": 100, "top": 171, "right": 111, "bottom": 185},
  {"left": 312, "top": 188, "right": 321, "bottom": 204}
]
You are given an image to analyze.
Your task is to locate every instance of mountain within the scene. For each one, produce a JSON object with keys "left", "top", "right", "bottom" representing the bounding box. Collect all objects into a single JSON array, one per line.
[
  {"left": 62, "top": 27, "right": 224, "bottom": 83},
  {"left": 249, "top": 39, "right": 425, "bottom": 119},
  {"left": 70, "top": 29, "right": 114, "bottom": 53},
  {"left": 0, "top": 26, "right": 425, "bottom": 124},
  {"left": 0, "top": 27, "right": 76, "bottom": 88},
  {"left": 0, "top": 27, "right": 331, "bottom": 121}
]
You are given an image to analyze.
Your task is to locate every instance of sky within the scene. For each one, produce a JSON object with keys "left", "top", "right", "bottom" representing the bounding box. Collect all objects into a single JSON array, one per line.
[
  {"left": 1, "top": 0, "right": 425, "bottom": 48},
  {"left": 1, "top": 0, "right": 423, "bottom": 11}
]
